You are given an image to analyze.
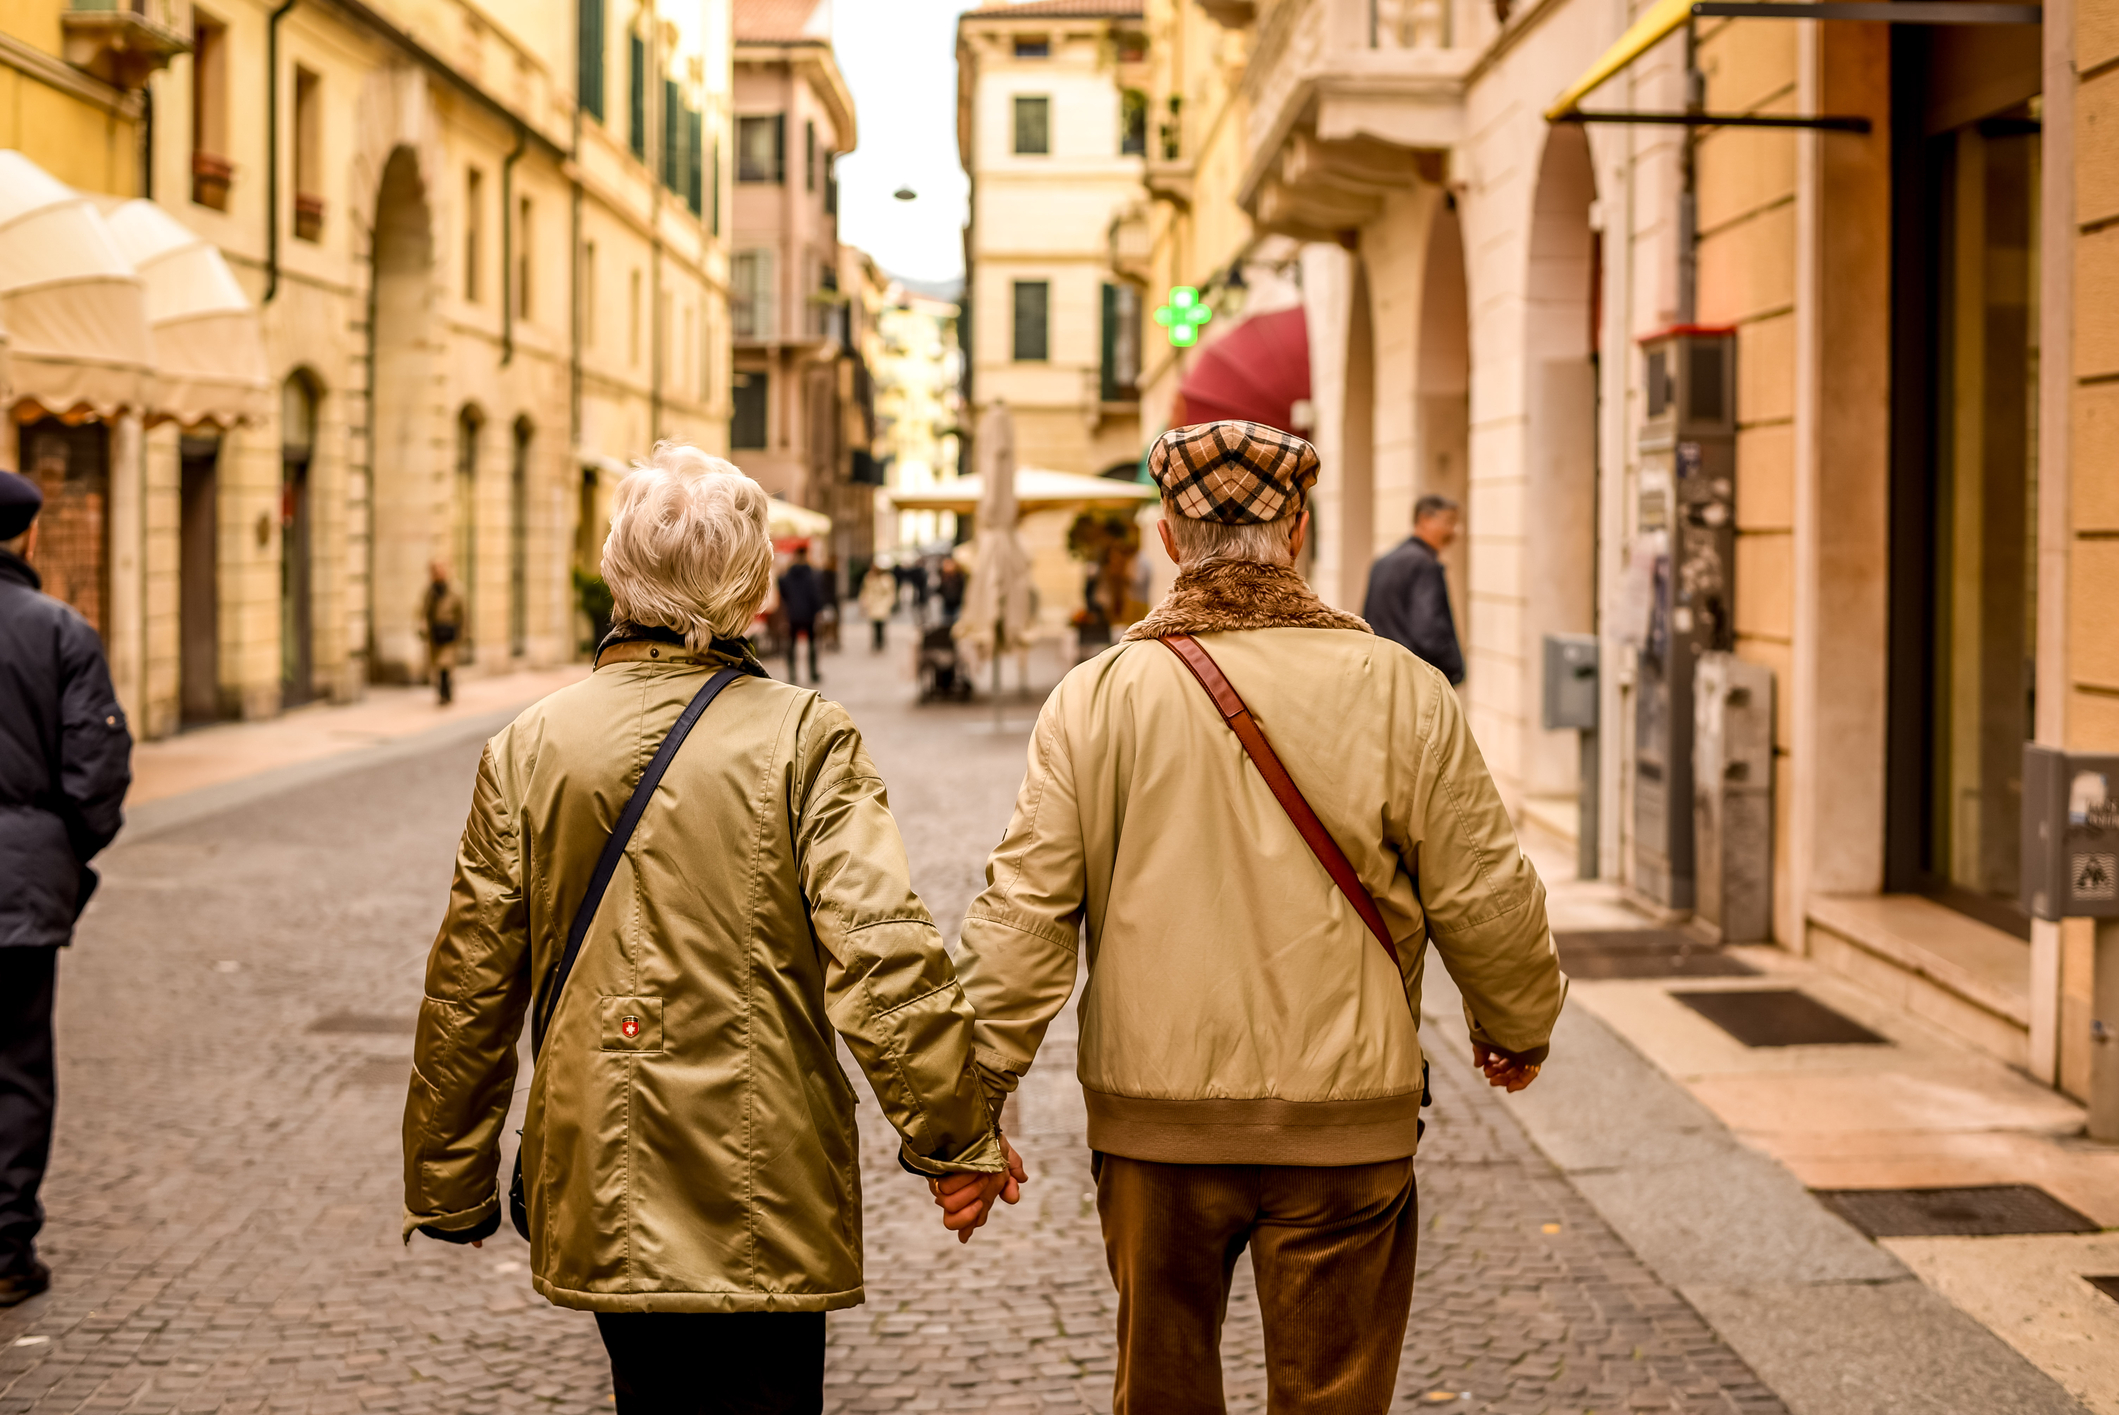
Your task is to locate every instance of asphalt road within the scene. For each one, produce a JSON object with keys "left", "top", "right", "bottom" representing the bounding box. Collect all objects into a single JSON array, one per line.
[{"left": 0, "top": 625, "right": 1787, "bottom": 1413}]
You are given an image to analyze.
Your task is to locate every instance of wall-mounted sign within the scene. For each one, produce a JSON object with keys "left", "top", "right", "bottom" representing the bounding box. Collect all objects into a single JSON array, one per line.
[{"left": 1154, "top": 286, "right": 1213, "bottom": 347}]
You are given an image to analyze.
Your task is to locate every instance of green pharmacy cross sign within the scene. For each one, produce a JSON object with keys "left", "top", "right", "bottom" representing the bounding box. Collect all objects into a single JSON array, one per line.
[{"left": 1155, "top": 286, "right": 1213, "bottom": 347}]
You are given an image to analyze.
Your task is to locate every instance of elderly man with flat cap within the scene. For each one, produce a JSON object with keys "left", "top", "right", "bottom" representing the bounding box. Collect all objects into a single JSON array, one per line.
[
  {"left": 0, "top": 466, "right": 131, "bottom": 1307},
  {"left": 948, "top": 421, "right": 1566, "bottom": 1412}
]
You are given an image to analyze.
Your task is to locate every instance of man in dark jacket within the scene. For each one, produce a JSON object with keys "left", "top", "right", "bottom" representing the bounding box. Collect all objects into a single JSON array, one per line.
[
  {"left": 777, "top": 543, "right": 825, "bottom": 685},
  {"left": 0, "top": 467, "right": 132, "bottom": 1306},
  {"left": 1363, "top": 493, "right": 1465, "bottom": 685}
]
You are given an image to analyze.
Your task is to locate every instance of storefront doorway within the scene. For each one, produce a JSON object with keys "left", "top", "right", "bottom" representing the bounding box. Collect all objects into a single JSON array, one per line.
[
  {"left": 17, "top": 418, "right": 109, "bottom": 633},
  {"left": 179, "top": 434, "right": 221, "bottom": 723},
  {"left": 282, "top": 376, "right": 318, "bottom": 707},
  {"left": 1888, "top": 24, "right": 2043, "bottom": 936}
]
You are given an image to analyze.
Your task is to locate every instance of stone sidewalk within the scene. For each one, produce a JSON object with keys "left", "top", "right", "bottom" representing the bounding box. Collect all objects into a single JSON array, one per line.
[{"left": 1, "top": 623, "right": 1786, "bottom": 1412}]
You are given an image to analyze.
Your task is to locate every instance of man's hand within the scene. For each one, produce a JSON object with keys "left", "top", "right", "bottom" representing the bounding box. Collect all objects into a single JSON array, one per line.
[
  {"left": 931, "top": 1138, "right": 1029, "bottom": 1244},
  {"left": 1473, "top": 1042, "right": 1542, "bottom": 1093}
]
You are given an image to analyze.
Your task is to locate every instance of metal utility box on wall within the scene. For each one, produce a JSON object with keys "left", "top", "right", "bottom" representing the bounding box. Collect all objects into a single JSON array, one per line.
[
  {"left": 1543, "top": 634, "right": 1600, "bottom": 880},
  {"left": 1694, "top": 653, "right": 1774, "bottom": 942},
  {"left": 1632, "top": 328, "right": 1738, "bottom": 912},
  {"left": 2023, "top": 746, "right": 2119, "bottom": 920}
]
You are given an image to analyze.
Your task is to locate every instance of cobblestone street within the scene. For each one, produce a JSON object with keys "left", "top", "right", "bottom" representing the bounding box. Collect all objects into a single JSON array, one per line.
[{"left": 0, "top": 627, "right": 1786, "bottom": 1414}]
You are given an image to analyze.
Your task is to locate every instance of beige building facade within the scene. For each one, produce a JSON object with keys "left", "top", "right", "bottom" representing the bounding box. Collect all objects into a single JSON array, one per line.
[
  {"left": 1140, "top": 0, "right": 2117, "bottom": 1103},
  {"left": 957, "top": 0, "right": 1148, "bottom": 480},
  {"left": 3, "top": 0, "right": 732, "bottom": 738}
]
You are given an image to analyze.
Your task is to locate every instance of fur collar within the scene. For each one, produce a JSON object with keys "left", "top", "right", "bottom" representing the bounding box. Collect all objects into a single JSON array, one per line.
[{"left": 1124, "top": 560, "right": 1371, "bottom": 641}]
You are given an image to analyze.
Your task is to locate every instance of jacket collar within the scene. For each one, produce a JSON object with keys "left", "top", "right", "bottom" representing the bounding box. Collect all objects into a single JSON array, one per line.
[
  {"left": 0, "top": 549, "right": 39, "bottom": 593},
  {"left": 1123, "top": 560, "right": 1371, "bottom": 642},
  {"left": 595, "top": 622, "right": 771, "bottom": 678}
]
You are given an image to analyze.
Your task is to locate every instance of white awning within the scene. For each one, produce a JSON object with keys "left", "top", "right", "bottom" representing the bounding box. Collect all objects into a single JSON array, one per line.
[
  {"left": 884, "top": 468, "right": 1159, "bottom": 516},
  {"left": 108, "top": 198, "right": 269, "bottom": 427},
  {"left": 768, "top": 497, "right": 832, "bottom": 540},
  {"left": 0, "top": 150, "right": 153, "bottom": 420}
]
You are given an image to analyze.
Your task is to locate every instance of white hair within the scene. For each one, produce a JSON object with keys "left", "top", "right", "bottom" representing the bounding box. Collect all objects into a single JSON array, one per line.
[
  {"left": 601, "top": 443, "right": 774, "bottom": 645},
  {"left": 1163, "top": 502, "right": 1303, "bottom": 570}
]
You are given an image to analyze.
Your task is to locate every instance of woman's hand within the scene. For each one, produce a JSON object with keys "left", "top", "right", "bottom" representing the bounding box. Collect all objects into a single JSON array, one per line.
[{"left": 931, "top": 1138, "right": 1029, "bottom": 1243}]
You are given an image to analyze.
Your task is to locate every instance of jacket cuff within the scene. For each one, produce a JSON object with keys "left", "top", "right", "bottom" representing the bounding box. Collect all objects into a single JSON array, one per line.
[
  {"left": 1463, "top": 1004, "right": 1553, "bottom": 1067},
  {"left": 401, "top": 1192, "right": 500, "bottom": 1244},
  {"left": 895, "top": 1129, "right": 1007, "bottom": 1179},
  {"left": 418, "top": 1209, "right": 502, "bottom": 1245}
]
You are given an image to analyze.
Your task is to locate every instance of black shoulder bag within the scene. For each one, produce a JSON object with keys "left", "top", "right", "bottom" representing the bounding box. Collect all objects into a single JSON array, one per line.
[{"left": 507, "top": 665, "right": 743, "bottom": 1239}]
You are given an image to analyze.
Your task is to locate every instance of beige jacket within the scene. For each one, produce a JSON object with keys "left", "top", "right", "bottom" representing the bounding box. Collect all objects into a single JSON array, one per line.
[
  {"left": 402, "top": 636, "right": 1004, "bottom": 1312},
  {"left": 954, "top": 562, "right": 1567, "bottom": 1166}
]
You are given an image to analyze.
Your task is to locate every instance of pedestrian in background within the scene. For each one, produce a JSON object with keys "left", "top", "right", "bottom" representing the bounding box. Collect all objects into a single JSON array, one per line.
[
  {"left": 936, "top": 556, "right": 966, "bottom": 622},
  {"left": 1362, "top": 493, "right": 1465, "bottom": 685},
  {"left": 403, "top": 445, "right": 1022, "bottom": 1412},
  {"left": 421, "top": 561, "right": 465, "bottom": 705},
  {"left": 777, "top": 542, "right": 824, "bottom": 684},
  {"left": 0, "top": 467, "right": 132, "bottom": 1308},
  {"left": 949, "top": 423, "right": 1563, "bottom": 1413},
  {"left": 859, "top": 560, "right": 897, "bottom": 652}
]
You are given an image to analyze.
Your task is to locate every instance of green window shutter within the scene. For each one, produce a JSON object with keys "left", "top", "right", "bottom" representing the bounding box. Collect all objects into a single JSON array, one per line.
[
  {"left": 628, "top": 33, "right": 645, "bottom": 159},
  {"left": 1100, "top": 283, "right": 1119, "bottom": 401},
  {"left": 1012, "top": 281, "right": 1049, "bottom": 362},
  {"left": 773, "top": 114, "right": 786, "bottom": 184},
  {"left": 711, "top": 141, "right": 721, "bottom": 232},
  {"left": 663, "top": 79, "right": 681, "bottom": 189},
  {"left": 686, "top": 109, "right": 704, "bottom": 216},
  {"left": 1013, "top": 96, "right": 1049, "bottom": 155},
  {"left": 577, "top": 0, "right": 605, "bottom": 122}
]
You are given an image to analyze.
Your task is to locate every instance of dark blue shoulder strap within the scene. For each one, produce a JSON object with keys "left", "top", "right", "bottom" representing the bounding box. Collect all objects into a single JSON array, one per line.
[{"left": 530, "top": 665, "right": 743, "bottom": 1055}]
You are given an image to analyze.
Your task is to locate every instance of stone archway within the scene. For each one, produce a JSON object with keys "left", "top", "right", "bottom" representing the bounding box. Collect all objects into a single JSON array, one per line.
[
  {"left": 1331, "top": 259, "right": 1377, "bottom": 611},
  {"left": 1517, "top": 124, "right": 1600, "bottom": 807},
  {"left": 367, "top": 144, "right": 438, "bottom": 682}
]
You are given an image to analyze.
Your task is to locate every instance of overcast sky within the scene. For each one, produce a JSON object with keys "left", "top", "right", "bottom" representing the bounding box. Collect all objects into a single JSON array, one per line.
[{"left": 832, "top": 0, "right": 978, "bottom": 287}]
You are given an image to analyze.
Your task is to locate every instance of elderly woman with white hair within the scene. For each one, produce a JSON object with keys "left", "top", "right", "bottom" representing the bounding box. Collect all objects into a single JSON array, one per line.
[{"left": 401, "top": 445, "right": 1021, "bottom": 1413}]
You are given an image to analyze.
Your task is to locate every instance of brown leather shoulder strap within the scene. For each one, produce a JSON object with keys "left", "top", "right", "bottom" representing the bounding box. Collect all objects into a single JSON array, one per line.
[{"left": 1159, "top": 634, "right": 1402, "bottom": 969}]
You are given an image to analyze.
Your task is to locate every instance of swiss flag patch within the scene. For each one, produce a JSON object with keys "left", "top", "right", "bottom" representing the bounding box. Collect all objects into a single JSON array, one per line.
[{"left": 620, "top": 1016, "right": 641, "bottom": 1040}]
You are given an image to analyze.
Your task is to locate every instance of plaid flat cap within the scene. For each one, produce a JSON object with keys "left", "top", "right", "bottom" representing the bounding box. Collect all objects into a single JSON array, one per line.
[{"left": 1147, "top": 422, "right": 1320, "bottom": 525}]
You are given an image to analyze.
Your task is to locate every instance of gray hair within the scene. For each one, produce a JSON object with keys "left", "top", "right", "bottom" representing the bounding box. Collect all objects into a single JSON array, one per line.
[
  {"left": 602, "top": 443, "right": 774, "bottom": 646},
  {"left": 1414, "top": 493, "right": 1459, "bottom": 523},
  {"left": 1162, "top": 502, "right": 1302, "bottom": 570}
]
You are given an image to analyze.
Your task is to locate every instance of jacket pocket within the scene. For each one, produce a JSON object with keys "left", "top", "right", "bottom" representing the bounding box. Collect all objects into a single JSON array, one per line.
[{"left": 598, "top": 995, "right": 665, "bottom": 1052}]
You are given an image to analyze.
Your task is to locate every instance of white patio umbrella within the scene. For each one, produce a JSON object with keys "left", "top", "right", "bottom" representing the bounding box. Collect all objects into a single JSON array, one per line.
[{"left": 954, "top": 401, "right": 1035, "bottom": 681}]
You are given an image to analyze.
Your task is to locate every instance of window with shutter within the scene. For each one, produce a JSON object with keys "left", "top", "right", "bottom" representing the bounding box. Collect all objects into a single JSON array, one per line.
[
  {"left": 577, "top": 0, "right": 605, "bottom": 122},
  {"left": 1013, "top": 96, "right": 1050, "bottom": 155},
  {"left": 1013, "top": 281, "right": 1049, "bottom": 362}
]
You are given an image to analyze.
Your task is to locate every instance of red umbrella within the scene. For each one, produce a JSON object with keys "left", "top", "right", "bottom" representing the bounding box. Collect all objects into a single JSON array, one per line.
[{"left": 1173, "top": 305, "right": 1311, "bottom": 433}]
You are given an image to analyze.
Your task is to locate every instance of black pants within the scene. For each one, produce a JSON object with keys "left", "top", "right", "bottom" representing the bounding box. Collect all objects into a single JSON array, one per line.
[
  {"left": 595, "top": 1312, "right": 825, "bottom": 1414},
  {"left": 784, "top": 622, "right": 819, "bottom": 683},
  {"left": 0, "top": 947, "right": 57, "bottom": 1277},
  {"left": 436, "top": 666, "right": 454, "bottom": 704},
  {"left": 869, "top": 620, "right": 887, "bottom": 651}
]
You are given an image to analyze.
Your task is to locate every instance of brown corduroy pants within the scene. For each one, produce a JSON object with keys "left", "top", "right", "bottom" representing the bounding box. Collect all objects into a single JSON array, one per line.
[{"left": 1093, "top": 1152, "right": 1419, "bottom": 1415}]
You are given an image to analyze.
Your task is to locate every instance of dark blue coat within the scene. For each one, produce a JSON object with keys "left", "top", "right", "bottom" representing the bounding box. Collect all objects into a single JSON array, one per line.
[
  {"left": 0, "top": 551, "right": 131, "bottom": 947},
  {"left": 1362, "top": 535, "right": 1465, "bottom": 685}
]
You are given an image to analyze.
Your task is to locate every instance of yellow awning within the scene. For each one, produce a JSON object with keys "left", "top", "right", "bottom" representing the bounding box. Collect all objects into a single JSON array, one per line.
[{"left": 1545, "top": 0, "right": 1694, "bottom": 120}]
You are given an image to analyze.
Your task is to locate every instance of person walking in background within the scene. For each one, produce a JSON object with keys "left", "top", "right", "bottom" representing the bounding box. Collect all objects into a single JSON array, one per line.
[
  {"left": 860, "top": 560, "right": 897, "bottom": 652},
  {"left": 936, "top": 556, "right": 966, "bottom": 622},
  {"left": 0, "top": 467, "right": 132, "bottom": 1308},
  {"left": 950, "top": 423, "right": 1563, "bottom": 1413},
  {"left": 421, "top": 561, "right": 466, "bottom": 705},
  {"left": 403, "top": 446, "right": 1022, "bottom": 1411},
  {"left": 1363, "top": 493, "right": 1465, "bottom": 685},
  {"left": 777, "top": 543, "right": 824, "bottom": 684}
]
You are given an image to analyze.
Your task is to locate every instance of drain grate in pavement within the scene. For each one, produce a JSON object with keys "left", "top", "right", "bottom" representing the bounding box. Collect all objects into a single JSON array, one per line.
[
  {"left": 1815, "top": 1185, "right": 2100, "bottom": 1238},
  {"left": 308, "top": 1010, "right": 416, "bottom": 1035},
  {"left": 1671, "top": 988, "right": 1888, "bottom": 1046},
  {"left": 2085, "top": 1276, "right": 2119, "bottom": 1305},
  {"left": 1553, "top": 929, "right": 1758, "bottom": 980}
]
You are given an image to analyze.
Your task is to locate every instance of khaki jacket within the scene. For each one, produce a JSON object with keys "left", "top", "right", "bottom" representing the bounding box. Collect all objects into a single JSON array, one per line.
[
  {"left": 422, "top": 584, "right": 465, "bottom": 670},
  {"left": 402, "top": 638, "right": 1004, "bottom": 1312},
  {"left": 955, "top": 562, "right": 1567, "bottom": 1166}
]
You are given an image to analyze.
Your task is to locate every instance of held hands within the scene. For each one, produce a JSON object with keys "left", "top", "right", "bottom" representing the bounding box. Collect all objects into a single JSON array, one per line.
[
  {"left": 1473, "top": 1042, "right": 1542, "bottom": 1093},
  {"left": 930, "top": 1137, "right": 1029, "bottom": 1244}
]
